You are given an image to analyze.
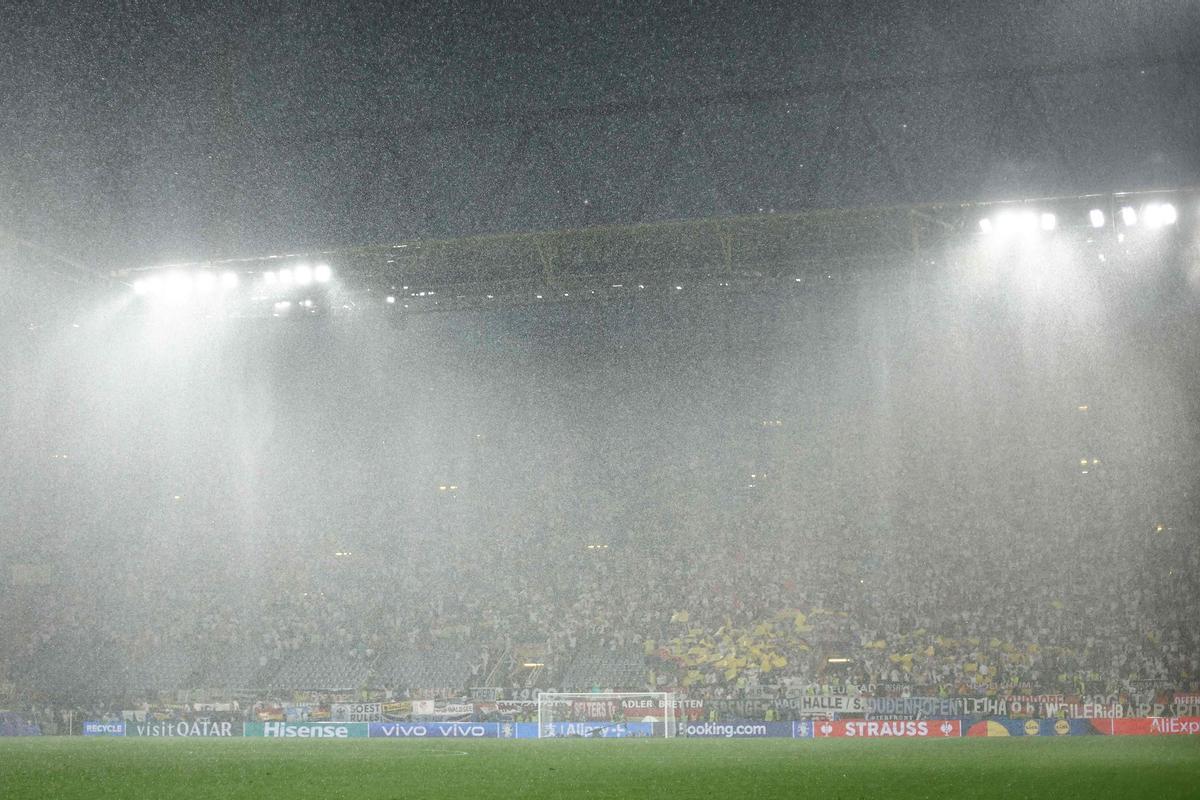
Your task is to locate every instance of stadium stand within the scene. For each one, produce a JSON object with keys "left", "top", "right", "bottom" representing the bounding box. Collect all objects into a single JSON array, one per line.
[
  {"left": 196, "top": 648, "right": 265, "bottom": 693},
  {"left": 124, "top": 648, "right": 196, "bottom": 694},
  {"left": 266, "top": 650, "right": 371, "bottom": 692},
  {"left": 557, "top": 643, "right": 648, "bottom": 691},
  {"left": 374, "top": 648, "right": 470, "bottom": 695},
  {"left": 5, "top": 525, "right": 1196, "bottom": 705}
]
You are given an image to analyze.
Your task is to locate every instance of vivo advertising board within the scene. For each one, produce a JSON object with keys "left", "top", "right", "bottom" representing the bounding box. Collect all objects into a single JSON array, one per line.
[
  {"left": 83, "top": 721, "right": 126, "bottom": 736},
  {"left": 369, "top": 722, "right": 496, "bottom": 738},
  {"left": 244, "top": 722, "right": 369, "bottom": 738},
  {"left": 370, "top": 722, "right": 658, "bottom": 739}
]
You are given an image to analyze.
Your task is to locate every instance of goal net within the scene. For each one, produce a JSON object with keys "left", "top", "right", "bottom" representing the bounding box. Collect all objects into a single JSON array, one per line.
[{"left": 536, "top": 692, "right": 676, "bottom": 738}]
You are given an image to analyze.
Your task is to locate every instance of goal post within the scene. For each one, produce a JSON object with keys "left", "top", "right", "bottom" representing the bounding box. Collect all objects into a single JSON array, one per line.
[{"left": 536, "top": 692, "right": 676, "bottom": 738}]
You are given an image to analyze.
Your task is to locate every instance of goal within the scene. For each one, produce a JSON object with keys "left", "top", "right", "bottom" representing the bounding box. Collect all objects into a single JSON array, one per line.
[{"left": 536, "top": 692, "right": 676, "bottom": 738}]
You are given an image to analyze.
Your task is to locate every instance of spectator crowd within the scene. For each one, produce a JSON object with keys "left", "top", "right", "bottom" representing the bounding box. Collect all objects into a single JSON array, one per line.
[{"left": 3, "top": 502, "right": 1196, "bottom": 710}]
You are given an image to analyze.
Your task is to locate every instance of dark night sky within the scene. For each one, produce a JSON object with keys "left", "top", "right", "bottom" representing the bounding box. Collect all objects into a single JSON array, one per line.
[{"left": 2, "top": 1, "right": 1198, "bottom": 269}]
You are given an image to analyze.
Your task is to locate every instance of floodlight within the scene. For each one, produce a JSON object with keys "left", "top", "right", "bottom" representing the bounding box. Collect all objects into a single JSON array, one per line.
[
  {"left": 263, "top": 270, "right": 277, "bottom": 284},
  {"left": 133, "top": 279, "right": 149, "bottom": 295},
  {"left": 314, "top": 263, "right": 332, "bottom": 283},
  {"left": 1018, "top": 210, "right": 1038, "bottom": 233},
  {"left": 1145, "top": 202, "right": 1178, "bottom": 229},
  {"left": 978, "top": 218, "right": 992, "bottom": 234},
  {"left": 294, "top": 263, "right": 314, "bottom": 285},
  {"left": 1039, "top": 213, "right": 1057, "bottom": 231},
  {"left": 194, "top": 271, "right": 216, "bottom": 293},
  {"left": 278, "top": 268, "right": 294, "bottom": 285},
  {"left": 385, "top": 295, "right": 396, "bottom": 304},
  {"left": 1120, "top": 206, "right": 1137, "bottom": 226},
  {"left": 220, "top": 271, "right": 239, "bottom": 289},
  {"left": 1089, "top": 209, "right": 1105, "bottom": 228}
]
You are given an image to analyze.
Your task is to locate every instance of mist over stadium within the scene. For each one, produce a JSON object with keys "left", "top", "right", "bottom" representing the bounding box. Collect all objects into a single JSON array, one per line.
[{"left": 2, "top": 3, "right": 1199, "bottom": 798}]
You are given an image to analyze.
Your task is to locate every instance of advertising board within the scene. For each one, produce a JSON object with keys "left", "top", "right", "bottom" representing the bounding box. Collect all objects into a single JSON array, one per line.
[
  {"left": 127, "top": 720, "right": 239, "bottom": 737},
  {"left": 369, "top": 722, "right": 495, "bottom": 738},
  {"left": 83, "top": 721, "right": 125, "bottom": 736},
  {"left": 244, "top": 722, "right": 369, "bottom": 738},
  {"left": 812, "top": 719, "right": 961, "bottom": 738}
]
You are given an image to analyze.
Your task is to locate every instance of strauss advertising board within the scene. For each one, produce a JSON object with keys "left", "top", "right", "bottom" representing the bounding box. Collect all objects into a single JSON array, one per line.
[{"left": 812, "top": 719, "right": 961, "bottom": 738}]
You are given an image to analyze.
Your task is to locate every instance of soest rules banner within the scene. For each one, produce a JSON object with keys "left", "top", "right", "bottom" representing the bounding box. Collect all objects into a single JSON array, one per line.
[{"left": 332, "top": 703, "right": 382, "bottom": 722}]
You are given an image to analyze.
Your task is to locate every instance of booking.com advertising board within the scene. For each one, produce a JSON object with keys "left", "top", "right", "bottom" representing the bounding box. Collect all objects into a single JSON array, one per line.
[
  {"left": 682, "top": 722, "right": 803, "bottom": 738},
  {"left": 77, "top": 717, "right": 1200, "bottom": 739}
]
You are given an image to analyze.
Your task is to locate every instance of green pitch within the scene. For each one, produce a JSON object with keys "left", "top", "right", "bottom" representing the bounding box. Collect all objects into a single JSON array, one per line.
[{"left": 2, "top": 737, "right": 1198, "bottom": 799}]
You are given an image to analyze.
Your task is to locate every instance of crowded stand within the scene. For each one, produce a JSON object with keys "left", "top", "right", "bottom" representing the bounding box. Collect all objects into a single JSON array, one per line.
[
  {"left": 3, "top": 509, "right": 1197, "bottom": 723},
  {"left": 2, "top": 266, "right": 1197, "bottom": 730}
]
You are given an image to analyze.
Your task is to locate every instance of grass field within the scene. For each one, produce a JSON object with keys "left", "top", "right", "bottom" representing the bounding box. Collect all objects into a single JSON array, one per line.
[{"left": 2, "top": 737, "right": 1199, "bottom": 799}]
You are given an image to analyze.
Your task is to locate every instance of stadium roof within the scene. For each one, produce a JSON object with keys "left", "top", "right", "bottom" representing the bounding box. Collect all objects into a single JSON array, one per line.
[
  {"left": 104, "top": 187, "right": 1195, "bottom": 312},
  {"left": 3, "top": 3, "right": 1199, "bottom": 270}
]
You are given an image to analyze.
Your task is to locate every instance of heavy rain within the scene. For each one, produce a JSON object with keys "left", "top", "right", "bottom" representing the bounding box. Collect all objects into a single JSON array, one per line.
[{"left": 1, "top": 3, "right": 1198, "bottom": 798}]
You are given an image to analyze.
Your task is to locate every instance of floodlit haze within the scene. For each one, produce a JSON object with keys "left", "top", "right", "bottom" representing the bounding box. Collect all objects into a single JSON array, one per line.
[
  {"left": 0, "top": 0, "right": 1198, "bottom": 734},
  {"left": 4, "top": 245, "right": 1199, "bottom": 696}
]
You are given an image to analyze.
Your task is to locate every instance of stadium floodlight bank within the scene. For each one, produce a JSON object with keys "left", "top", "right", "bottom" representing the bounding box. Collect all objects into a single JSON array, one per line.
[{"left": 536, "top": 692, "right": 676, "bottom": 738}]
